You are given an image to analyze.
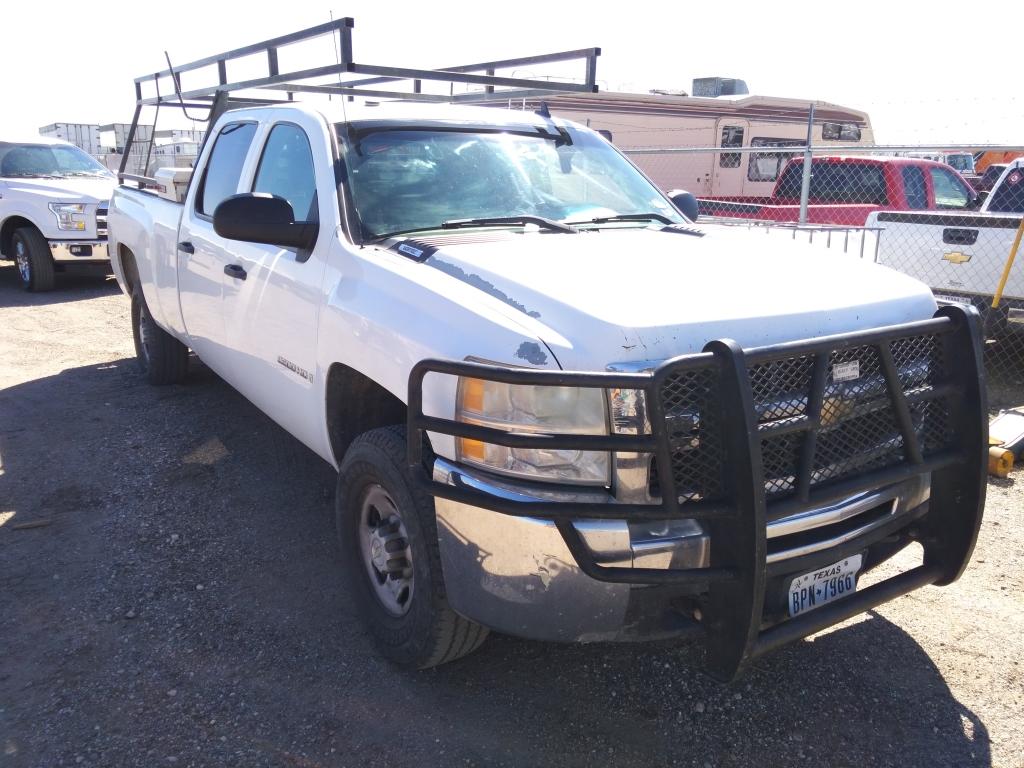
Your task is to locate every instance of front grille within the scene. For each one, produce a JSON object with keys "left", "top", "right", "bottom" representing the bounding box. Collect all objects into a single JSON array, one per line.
[
  {"left": 96, "top": 207, "right": 108, "bottom": 240},
  {"left": 652, "top": 331, "right": 951, "bottom": 503}
]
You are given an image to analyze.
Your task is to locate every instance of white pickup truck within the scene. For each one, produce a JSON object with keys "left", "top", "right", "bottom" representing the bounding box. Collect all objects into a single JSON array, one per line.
[
  {"left": 108, "top": 99, "right": 988, "bottom": 681},
  {"left": 0, "top": 135, "right": 115, "bottom": 290},
  {"left": 867, "top": 158, "right": 1024, "bottom": 335}
]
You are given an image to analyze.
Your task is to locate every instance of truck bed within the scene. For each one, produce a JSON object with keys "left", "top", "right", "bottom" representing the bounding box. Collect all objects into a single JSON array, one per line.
[
  {"left": 867, "top": 209, "right": 1024, "bottom": 335},
  {"left": 107, "top": 185, "right": 187, "bottom": 337}
]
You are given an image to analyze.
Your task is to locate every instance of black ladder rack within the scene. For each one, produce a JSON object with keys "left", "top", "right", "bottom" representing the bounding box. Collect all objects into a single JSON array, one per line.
[{"left": 119, "top": 17, "right": 600, "bottom": 181}]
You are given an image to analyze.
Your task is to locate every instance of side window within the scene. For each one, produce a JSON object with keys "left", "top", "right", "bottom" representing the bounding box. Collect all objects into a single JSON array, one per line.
[
  {"left": 747, "top": 138, "right": 804, "bottom": 182},
  {"left": 252, "top": 124, "right": 318, "bottom": 221},
  {"left": 929, "top": 167, "right": 970, "bottom": 209},
  {"left": 901, "top": 166, "right": 927, "bottom": 210},
  {"left": 719, "top": 126, "right": 744, "bottom": 168},
  {"left": 196, "top": 122, "right": 257, "bottom": 217}
]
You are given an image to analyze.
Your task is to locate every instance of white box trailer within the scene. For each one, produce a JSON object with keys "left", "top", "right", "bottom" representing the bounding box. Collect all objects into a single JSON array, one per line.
[{"left": 38, "top": 122, "right": 102, "bottom": 155}]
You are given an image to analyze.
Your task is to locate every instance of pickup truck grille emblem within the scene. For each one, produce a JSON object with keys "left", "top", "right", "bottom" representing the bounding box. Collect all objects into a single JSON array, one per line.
[
  {"left": 942, "top": 251, "right": 972, "bottom": 264},
  {"left": 277, "top": 356, "right": 313, "bottom": 382}
]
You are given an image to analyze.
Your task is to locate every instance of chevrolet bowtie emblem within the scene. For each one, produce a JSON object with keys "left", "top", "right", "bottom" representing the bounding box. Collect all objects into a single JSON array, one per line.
[{"left": 942, "top": 251, "right": 972, "bottom": 264}]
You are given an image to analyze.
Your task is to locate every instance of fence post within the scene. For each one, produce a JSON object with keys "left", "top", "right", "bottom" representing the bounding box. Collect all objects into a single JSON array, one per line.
[{"left": 798, "top": 103, "right": 815, "bottom": 225}]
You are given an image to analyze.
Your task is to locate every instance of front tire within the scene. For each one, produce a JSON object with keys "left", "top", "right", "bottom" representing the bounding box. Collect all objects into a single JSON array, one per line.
[
  {"left": 12, "top": 227, "right": 55, "bottom": 292},
  {"left": 131, "top": 289, "right": 189, "bottom": 385},
  {"left": 337, "top": 426, "right": 488, "bottom": 668}
]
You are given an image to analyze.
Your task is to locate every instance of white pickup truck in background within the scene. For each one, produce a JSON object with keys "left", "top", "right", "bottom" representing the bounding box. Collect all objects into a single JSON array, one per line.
[
  {"left": 0, "top": 135, "right": 115, "bottom": 291},
  {"left": 867, "top": 158, "right": 1024, "bottom": 336},
  {"left": 106, "top": 24, "right": 988, "bottom": 681}
]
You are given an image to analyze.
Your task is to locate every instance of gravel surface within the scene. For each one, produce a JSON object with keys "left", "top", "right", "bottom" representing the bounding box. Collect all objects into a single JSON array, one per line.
[{"left": 1, "top": 264, "right": 1022, "bottom": 768}]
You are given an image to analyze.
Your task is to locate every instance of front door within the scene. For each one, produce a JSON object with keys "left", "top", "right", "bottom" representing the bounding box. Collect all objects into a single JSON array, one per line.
[{"left": 218, "top": 117, "right": 329, "bottom": 452}]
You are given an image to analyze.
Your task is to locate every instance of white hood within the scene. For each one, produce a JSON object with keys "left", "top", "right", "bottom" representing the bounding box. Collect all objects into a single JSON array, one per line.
[
  {"left": 420, "top": 226, "right": 937, "bottom": 370},
  {"left": 2, "top": 175, "right": 116, "bottom": 204}
]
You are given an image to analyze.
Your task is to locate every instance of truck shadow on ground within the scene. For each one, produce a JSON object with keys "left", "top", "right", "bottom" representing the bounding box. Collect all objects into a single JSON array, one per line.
[
  {"left": 0, "top": 262, "right": 117, "bottom": 306},
  {"left": 0, "top": 355, "right": 991, "bottom": 768}
]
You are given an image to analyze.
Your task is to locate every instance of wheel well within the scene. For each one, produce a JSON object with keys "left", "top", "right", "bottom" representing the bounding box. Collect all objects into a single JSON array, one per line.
[
  {"left": 326, "top": 363, "right": 408, "bottom": 465},
  {"left": 0, "top": 217, "right": 37, "bottom": 258},
  {"left": 118, "top": 244, "right": 140, "bottom": 295}
]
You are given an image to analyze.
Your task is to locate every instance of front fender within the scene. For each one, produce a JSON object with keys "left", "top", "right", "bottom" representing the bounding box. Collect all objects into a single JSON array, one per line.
[{"left": 316, "top": 237, "right": 562, "bottom": 463}]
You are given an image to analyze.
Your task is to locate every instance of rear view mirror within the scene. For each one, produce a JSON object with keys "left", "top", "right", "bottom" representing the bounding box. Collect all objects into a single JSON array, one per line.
[
  {"left": 668, "top": 189, "right": 699, "bottom": 221},
  {"left": 213, "top": 193, "right": 318, "bottom": 251}
]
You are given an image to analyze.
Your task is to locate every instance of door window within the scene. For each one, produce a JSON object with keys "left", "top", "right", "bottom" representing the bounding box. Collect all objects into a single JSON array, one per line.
[
  {"left": 719, "top": 126, "right": 744, "bottom": 168},
  {"left": 252, "top": 124, "right": 319, "bottom": 221},
  {"left": 929, "top": 167, "right": 971, "bottom": 209},
  {"left": 195, "top": 122, "right": 257, "bottom": 216},
  {"left": 901, "top": 166, "right": 927, "bottom": 210}
]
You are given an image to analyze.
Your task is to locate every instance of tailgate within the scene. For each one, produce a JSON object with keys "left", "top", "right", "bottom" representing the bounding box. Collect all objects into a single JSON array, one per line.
[{"left": 868, "top": 211, "right": 1024, "bottom": 301}]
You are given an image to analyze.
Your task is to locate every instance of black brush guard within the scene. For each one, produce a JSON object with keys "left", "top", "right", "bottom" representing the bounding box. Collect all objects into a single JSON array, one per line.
[{"left": 408, "top": 306, "right": 987, "bottom": 680}]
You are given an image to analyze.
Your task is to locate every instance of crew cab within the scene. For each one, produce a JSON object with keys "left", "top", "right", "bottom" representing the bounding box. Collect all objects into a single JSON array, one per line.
[
  {"left": 0, "top": 135, "right": 115, "bottom": 291},
  {"left": 109, "top": 98, "right": 987, "bottom": 681},
  {"left": 698, "top": 156, "right": 979, "bottom": 227},
  {"left": 867, "top": 158, "right": 1024, "bottom": 334}
]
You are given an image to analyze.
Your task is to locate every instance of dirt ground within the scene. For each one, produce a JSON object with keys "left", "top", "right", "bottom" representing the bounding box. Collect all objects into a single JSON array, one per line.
[{"left": 1, "top": 264, "right": 1022, "bottom": 768}]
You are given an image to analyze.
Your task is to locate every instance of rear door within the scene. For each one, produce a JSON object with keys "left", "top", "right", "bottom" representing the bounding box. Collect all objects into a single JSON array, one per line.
[
  {"left": 177, "top": 120, "right": 258, "bottom": 368},
  {"left": 218, "top": 113, "right": 331, "bottom": 451}
]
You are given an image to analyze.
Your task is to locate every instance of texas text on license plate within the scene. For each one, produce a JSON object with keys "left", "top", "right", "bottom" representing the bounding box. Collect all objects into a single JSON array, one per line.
[
  {"left": 933, "top": 294, "right": 973, "bottom": 307},
  {"left": 788, "top": 554, "right": 863, "bottom": 617}
]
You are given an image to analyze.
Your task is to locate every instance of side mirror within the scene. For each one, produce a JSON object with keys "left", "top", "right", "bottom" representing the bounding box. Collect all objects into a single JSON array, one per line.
[
  {"left": 668, "top": 189, "right": 699, "bottom": 221},
  {"left": 213, "top": 193, "right": 318, "bottom": 251}
]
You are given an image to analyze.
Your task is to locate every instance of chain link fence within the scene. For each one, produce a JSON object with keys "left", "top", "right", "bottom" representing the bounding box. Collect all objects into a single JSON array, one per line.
[{"left": 624, "top": 144, "right": 1024, "bottom": 406}]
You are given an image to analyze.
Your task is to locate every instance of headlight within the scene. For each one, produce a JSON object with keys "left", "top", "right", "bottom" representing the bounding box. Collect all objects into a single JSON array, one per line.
[
  {"left": 455, "top": 377, "right": 610, "bottom": 485},
  {"left": 48, "top": 203, "right": 87, "bottom": 231}
]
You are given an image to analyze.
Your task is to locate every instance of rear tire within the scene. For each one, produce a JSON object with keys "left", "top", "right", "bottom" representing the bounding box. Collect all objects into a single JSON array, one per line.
[
  {"left": 12, "top": 227, "right": 55, "bottom": 292},
  {"left": 336, "top": 425, "right": 488, "bottom": 668},
  {"left": 131, "top": 289, "right": 189, "bottom": 385}
]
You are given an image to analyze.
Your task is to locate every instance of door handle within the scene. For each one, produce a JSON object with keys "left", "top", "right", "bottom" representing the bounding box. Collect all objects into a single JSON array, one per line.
[
  {"left": 942, "top": 228, "right": 978, "bottom": 246},
  {"left": 177, "top": 241, "right": 195, "bottom": 254},
  {"left": 223, "top": 264, "right": 247, "bottom": 281}
]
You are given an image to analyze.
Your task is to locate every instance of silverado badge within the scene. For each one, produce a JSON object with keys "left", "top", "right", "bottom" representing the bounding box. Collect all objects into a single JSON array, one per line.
[{"left": 942, "top": 251, "right": 972, "bottom": 265}]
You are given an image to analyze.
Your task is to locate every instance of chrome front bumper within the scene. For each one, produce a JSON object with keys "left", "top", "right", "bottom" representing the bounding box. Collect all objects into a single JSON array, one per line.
[
  {"left": 49, "top": 240, "right": 109, "bottom": 262},
  {"left": 432, "top": 458, "right": 930, "bottom": 643}
]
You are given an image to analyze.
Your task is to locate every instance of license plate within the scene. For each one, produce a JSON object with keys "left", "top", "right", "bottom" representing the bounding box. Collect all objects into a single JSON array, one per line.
[
  {"left": 933, "top": 293, "right": 972, "bottom": 307},
  {"left": 788, "top": 554, "right": 862, "bottom": 617}
]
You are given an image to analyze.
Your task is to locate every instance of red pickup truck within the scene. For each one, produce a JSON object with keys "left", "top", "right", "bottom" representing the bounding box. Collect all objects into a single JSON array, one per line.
[{"left": 698, "top": 156, "right": 979, "bottom": 226}]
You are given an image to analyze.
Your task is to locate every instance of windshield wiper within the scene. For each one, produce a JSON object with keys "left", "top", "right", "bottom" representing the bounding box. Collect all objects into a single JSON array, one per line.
[
  {"left": 441, "top": 216, "right": 577, "bottom": 233},
  {"left": 565, "top": 212, "right": 675, "bottom": 226},
  {"left": 368, "top": 215, "right": 576, "bottom": 243},
  {"left": 60, "top": 171, "right": 110, "bottom": 177}
]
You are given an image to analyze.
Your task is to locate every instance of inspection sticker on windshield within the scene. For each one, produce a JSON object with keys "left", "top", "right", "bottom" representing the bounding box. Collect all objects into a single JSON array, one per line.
[
  {"left": 832, "top": 360, "right": 860, "bottom": 383},
  {"left": 789, "top": 554, "right": 862, "bottom": 617}
]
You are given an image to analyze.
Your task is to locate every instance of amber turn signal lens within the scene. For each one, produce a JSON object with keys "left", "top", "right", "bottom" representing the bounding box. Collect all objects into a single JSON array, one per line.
[
  {"left": 457, "top": 436, "right": 486, "bottom": 462},
  {"left": 460, "top": 377, "right": 485, "bottom": 414}
]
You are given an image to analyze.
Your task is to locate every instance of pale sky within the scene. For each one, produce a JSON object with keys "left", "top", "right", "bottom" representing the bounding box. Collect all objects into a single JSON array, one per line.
[{"left": 3, "top": 0, "right": 1021, "bottom": 145}]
